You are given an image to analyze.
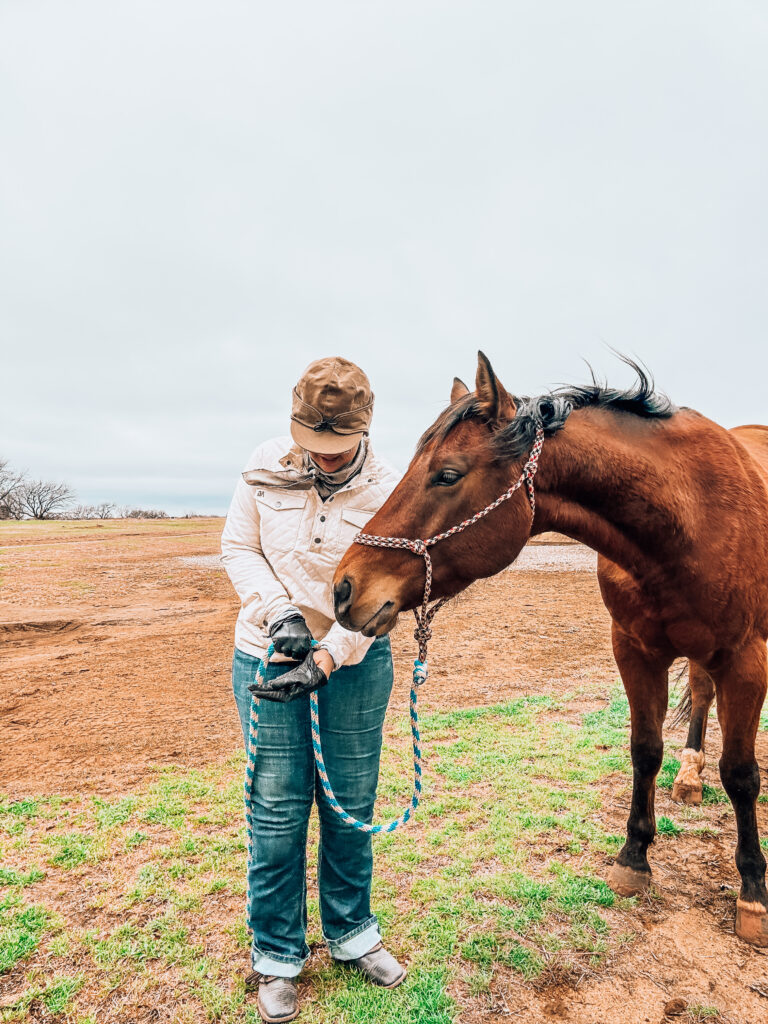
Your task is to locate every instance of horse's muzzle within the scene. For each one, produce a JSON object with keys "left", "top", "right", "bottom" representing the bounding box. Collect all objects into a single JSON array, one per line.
[
  {"left": 333, "top": 575, "right": 397, "bottom": 635},
  {"left": 333, "top": 575, "right": 354, "bottom": 625}
]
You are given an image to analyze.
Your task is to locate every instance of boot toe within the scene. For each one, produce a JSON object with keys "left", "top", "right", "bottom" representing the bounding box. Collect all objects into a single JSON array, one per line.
[
  {"left": 257, "top": 976, "right": 299, "bottom": 1023},
  {"left": 350, "top": 943, "right": 407, "bottom": 989}
]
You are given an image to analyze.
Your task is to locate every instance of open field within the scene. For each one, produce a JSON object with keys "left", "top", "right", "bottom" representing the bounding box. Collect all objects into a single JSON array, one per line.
[{"left": 2, "top": 520, "right": 768, "bottom": 1023}]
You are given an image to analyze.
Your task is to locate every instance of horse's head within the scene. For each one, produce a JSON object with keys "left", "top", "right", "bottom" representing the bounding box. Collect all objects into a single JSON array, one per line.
[{"left": 333, "top": 352, "right": 545, "bottom": 636}]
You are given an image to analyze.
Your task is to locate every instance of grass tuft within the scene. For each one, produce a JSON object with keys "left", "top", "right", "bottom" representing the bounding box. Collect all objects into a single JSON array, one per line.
[
  {"left": 0, "top": 893, "right": 49, "bottom": 973},
  {"left": 657, "top": 816, "right": 684, "bottom": 837}
]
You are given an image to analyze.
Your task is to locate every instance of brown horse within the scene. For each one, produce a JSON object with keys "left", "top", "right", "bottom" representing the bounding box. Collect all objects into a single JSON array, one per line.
[
  {"left": 333, "top": 352, "right": 768, "bottom": 946},
  {"left": 670, "top": 425, "right": 768, "bottom": 807}
]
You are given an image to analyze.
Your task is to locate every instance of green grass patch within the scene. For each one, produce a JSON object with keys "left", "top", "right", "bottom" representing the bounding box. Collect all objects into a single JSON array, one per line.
[
  {"left": 126, "top": 830, "right": 149, "bottom": 849},
  {"left": 461, "top": 932, "right": 544, "bottom": 978},
  {"left": 93, "top": 795, "right": 137, "bottom": 829},
  {"left": 0, "top": 973, "right": 84, "bottom": 1019},
  {"left": 0, "top": 892, "right": 49, "bottom": 973},
  {"left": 46, "top": 831, "right": 97, "bottom": 868},
  {"left": 686, "top": 1006, "right": 722, "bottom": 1022},
  {"left": 657, "top": 816, "right": 684, "bottom": 837},
  {"left": 0, "top": 867, "right": 44, "bottom": 888},
  {"left": 43, "top": 974, "right": 84, "bottom": 1014},
  {"left": 84, "top": 913, "right": 201, "bottom": 968}
]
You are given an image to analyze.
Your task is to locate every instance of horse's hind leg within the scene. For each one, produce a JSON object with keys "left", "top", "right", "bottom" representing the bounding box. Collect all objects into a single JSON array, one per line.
[
  {"left": 607, "top": 626, "right": 672, "bottom": 897},
  {"left": 711, "top": 641, "right": 768, "bottom": 946},
  {"left": 672, "top": 662, "right": 716, "bottom": 806}
]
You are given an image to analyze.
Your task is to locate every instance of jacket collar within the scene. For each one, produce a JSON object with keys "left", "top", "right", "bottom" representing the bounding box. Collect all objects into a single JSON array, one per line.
[{"left": 243, "top": 438, "right": 385, "bottom": 491}]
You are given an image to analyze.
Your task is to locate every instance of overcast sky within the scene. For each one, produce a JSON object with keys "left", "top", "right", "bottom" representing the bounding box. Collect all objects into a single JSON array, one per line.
[{"left": 1, "top": 1, "right": 766, "bottom": 515}]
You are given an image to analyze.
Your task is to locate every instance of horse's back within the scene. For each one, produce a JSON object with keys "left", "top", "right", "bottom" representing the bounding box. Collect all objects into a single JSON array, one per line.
[{"left": 730, "top": 424, "right": 768, "bottom": 480}]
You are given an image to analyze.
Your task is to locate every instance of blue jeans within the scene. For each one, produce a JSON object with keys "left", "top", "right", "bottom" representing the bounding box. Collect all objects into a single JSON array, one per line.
[{"left": 232, "top": 637, "right": 394, "bottom": 978}]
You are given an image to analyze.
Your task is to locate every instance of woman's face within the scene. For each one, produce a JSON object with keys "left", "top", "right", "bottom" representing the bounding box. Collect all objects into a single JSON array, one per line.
[{"left": 307, "top": 445, "right": 358, "bottom": 473}]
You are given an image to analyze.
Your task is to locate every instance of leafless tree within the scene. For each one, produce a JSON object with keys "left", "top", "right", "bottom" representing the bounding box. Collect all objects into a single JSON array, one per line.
[
  {"left": 16, "top": 480, "right": 76, "bottom": 520},
  {"left": 0, "top": 458, "right": 26, "bottom": 519},
  {"left": 70, "top": 502, "right": 117, "bottom": 520},
  {"left": 124, "top": 507, "right": 169, "bottom": 519}
]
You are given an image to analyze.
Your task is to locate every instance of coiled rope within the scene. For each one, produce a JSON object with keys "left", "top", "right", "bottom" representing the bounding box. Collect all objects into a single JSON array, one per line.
[{"left": 244, "top": 642, "right": 426, "bottom": 858}]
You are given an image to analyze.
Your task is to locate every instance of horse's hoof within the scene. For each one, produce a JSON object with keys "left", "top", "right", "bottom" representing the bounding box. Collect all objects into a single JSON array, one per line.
[
  {"left": 671, "top": 749, "right": 705, "bottom": 805},
  {"left": 735, "top": 900, "right": 768, "bottom": 947},
  {"left": 671, "top": 779, "right": 703, "bottom": 805},
  {"left": 608, "top": 863, "right": 652, "bottom": 897}
]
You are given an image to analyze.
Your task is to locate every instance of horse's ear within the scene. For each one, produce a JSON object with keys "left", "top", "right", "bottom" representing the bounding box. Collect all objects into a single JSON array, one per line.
[
  {"left": 475, "top": 351, "right": 516, "bottom": 423},
  {"left": 450, "top": 377, "right": 470, "bottom": 404}
]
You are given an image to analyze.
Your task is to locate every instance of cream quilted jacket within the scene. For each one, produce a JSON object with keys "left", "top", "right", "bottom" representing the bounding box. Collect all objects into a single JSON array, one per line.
[{"left": 221, "top": 436, "right": 399, "bottom": 667}]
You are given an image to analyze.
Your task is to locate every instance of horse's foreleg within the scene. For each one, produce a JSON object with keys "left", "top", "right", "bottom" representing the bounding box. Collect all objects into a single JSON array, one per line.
[
  {"left": 607, "top": 626, "right": 672, "bottom": 897},
  {"left": 712, "top": 642, "right": 768, "bottom": 947},
  {"left": 672, "top": 662, "right": 715, "bottom": 806}
]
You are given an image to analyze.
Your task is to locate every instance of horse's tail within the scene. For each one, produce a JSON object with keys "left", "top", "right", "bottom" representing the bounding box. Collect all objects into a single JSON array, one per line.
[{"left": 668, "top": 661, "right": 692, "bottom": 729}]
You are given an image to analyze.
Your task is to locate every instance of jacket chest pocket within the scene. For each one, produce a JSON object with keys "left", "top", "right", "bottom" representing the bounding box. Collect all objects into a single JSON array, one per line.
[
  {"left": 337, "top": 506, "right": 376, "bottom": 555},
  {"left": 254, "top": 491, "right": 308, "bottom": 555}
]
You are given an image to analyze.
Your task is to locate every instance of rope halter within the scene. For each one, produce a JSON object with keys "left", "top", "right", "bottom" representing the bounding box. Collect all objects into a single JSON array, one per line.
[{"left": 353, "top": 425, "right": 545, "bottom": 665}]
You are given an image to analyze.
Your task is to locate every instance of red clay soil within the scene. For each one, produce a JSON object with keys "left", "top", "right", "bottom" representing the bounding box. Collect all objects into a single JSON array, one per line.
[{"left": 0, "top": 522, "right": 615, "bottom": 796}]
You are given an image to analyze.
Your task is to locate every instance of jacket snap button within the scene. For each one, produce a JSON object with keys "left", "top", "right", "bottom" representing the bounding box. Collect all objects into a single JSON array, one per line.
[
  {"left": 314, "top": 537, "right": 321, "bottom": 544},
  {"left": 320, "top": 515, "right": 326, "bottom": 522},
  {"left": 275, "top": 501, "right": 282, "bottom": 507}
]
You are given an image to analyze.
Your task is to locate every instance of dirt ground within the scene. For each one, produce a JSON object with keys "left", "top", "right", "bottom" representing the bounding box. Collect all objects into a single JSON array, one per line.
[
  {"left": 2, "top": 519, "right": 768, "bottom": 1023},
  {"left": 0, "top": 521, "right": 613, "bottom": 797}
]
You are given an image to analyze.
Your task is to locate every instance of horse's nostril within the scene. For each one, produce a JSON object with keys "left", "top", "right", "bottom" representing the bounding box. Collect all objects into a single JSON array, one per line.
[{"left": 334, "top": 576, "right": 353, "bottom": 615}]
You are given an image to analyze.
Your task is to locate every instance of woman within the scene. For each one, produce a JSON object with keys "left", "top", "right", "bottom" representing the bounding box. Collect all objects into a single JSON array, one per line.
[{"left": 221, "top": 357, "right": 402, "bottom": 1023}]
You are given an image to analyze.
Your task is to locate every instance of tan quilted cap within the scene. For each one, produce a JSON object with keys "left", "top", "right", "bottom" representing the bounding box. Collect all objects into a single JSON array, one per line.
[{"left": 290, "top": 357, "right": 374, "bottom": 454}]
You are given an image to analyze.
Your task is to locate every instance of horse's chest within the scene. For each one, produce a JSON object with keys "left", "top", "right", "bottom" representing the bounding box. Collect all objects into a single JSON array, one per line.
[{"left": 598, "top": 561, "right": 712, "bottom": 658}]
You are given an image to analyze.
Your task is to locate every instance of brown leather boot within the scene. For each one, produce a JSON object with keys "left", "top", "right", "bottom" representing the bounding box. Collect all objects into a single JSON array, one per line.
[
  {"left": 348, "top": 942, "right": 407, "bottom": 988},
  {"left": 256, "top": 975, "right": 299, "bottom": 1023}
]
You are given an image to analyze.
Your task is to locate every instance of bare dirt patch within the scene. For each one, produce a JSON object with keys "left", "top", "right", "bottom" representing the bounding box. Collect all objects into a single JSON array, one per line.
[{"left": 0, "top": 521, "right": 615, "bottom": 795}]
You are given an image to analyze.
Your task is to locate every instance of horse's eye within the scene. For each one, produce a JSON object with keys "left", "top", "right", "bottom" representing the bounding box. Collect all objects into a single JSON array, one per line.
[{"left": 433, "top": 469, "right": 463, "bottom": 487}]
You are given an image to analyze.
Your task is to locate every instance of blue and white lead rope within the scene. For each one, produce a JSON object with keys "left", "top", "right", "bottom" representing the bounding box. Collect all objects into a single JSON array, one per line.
[{"left": 244, "top": 640, "right": 427, "bottom": 861}]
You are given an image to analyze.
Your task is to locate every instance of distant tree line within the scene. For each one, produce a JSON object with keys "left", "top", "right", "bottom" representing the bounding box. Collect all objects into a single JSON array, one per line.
[{"left": 0, "top": 457, "right": 170, "bottom": 521}]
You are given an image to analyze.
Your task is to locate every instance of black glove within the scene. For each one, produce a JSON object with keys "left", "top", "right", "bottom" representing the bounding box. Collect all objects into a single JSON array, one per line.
[
  {"left": 249, "top": 652, "right": 328, "bottom": 703},
  {"left": 268, "top": 612, "right": 313, "bottom": 661}
]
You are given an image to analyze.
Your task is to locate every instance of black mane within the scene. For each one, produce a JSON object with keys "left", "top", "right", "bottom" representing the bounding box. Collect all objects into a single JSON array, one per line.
[{"left": 417, "top": 359, "right": 676, "bottom": 461}]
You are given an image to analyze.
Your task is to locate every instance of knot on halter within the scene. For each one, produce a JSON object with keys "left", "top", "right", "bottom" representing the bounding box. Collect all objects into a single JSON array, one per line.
[
  {"left": 408, "top": 538, "right": 428, "bottom": 556},
  {"left": 414, "top": 621, "right": 432, "bottom": 646}
]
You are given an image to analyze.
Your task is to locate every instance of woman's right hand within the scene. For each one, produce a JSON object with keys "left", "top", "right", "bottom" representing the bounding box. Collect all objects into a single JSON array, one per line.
[
  {"left": 249, "top": 651, "right": 328, "bottom": 703},
  {"left": 268, "top": 612, "right": 313, "bottom": 661}
]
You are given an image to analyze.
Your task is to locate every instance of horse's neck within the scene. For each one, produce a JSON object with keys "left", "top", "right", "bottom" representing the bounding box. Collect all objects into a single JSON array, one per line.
[{"left": 533, "top": 409, "right": 687, "bottom": 572}]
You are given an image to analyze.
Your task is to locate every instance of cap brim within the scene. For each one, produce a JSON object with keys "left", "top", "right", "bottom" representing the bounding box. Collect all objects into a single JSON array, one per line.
[{"left": 290, "top": 421, "right": 366, "bottom": 455}]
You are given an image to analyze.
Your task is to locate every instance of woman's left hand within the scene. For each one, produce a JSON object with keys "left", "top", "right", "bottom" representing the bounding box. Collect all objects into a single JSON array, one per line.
[{"left": 249, "top": 650, "right": 332, "bottom": 703}]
